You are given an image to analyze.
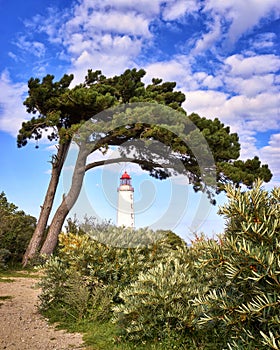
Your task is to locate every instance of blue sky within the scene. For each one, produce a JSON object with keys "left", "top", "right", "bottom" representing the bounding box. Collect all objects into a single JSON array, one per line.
[{"left": 0, "top": 0, "right": 279, "bottom": 242}]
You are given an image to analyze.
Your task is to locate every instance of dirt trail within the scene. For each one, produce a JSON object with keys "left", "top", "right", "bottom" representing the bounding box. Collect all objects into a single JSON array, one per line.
[{"left": 0, "top": 275, "right": 85, "bottom": 350}]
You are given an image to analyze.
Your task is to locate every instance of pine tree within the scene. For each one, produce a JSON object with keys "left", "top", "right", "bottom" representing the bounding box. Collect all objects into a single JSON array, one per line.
[{"left": 20, "top": 68, "right": 272, "bottom": 260}]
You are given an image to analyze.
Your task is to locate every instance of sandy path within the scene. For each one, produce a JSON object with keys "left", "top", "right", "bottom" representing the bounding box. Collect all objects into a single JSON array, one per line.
[{"left": 0, "top": 276, "right": 85, "bottom": 350}]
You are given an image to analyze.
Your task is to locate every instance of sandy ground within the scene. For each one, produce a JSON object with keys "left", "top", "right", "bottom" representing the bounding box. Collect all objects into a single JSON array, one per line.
[{"left": 0, "top": 275, "right": 85, "bottom": 350}]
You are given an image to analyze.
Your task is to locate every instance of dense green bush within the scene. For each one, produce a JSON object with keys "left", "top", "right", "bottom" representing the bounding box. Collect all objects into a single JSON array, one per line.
[
  {"left": 192, "top": 180, "right": 280, "bottom": 349},
  {"left": 112, "top": 235, "right": 225, "bottom": 349},
  {"left": 0, "top": 248, "right": 11, "bottom": 268},
  {"left": 109, "top": 181, "right": 280, "bottom": 349},
  {"left": 38, "top": 181, "right": 280, "bottom": 349},
  {"left": 0, "top": 191, "right": 36, "bottom": 264},
  {"left": 113, "top": 251, "right": 193, "bottom": 342},
  {"left": 39, "top": 226, "right": 186, "bottom": 324}
]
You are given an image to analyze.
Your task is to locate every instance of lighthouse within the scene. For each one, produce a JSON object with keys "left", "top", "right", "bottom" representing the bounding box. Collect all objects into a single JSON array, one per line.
[{"left": 117, "top": 171, "right": 135, "bottom": 228}]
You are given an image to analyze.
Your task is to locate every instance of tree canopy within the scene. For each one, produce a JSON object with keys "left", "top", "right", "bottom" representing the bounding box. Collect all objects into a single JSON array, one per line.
[
  {"left": 17, "top": 68, "right": 186, "bottom": 148},
  {"left": 18, "top": 68, "right": 271, "bottom": 193},
  {"left": 18, "top": 68, "right": 273, "bottom": 261},
  {"left": 0, "top": 192, "right": 36, "bottom": 264}
]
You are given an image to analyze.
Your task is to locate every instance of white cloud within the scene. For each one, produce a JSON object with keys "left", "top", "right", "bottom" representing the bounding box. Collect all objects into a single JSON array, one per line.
[
  {"left": 203, "top": 0, "right": 280, "bottom": 46},
  {"left": 8, "top": 52, "right": 19, "bottom": 62},
  {"left": 184, "top": 89, "right": 280, "bottom": 162},
  {"left": 162, "top": 0, "right": 198, "bottom": 21},
  {"left": 0, "top": 72, "right": 65, "bottom": 142},
  {"left": 191, "top": 15, "right": 222, "bottom": 54},
  {"left": 226, "top": 1, "right": 280, "bottom": 46},
  {"left": 23, "top": 8, "right": 68, "bottom": 45},
  {"left": 185, "top": 90, "right": 280, "bottom": 129},
  {"left": 259, "top": 133, "right": 280, "bottom": 186},
  {"left": 15, "top": 1, "right": 161, "bottom": 84},
  {"left": 250, "top": 32, "right": 277, "bottom": 50},
  {"left": 144, "top": 57, "right": 191, "bottom": 84},
  {"left": 181, "top": 0, "right": 280, "bottom": 58},
  {"left": 0, "top": 70, "right": 27, "bottom": 136},
  {"left": 15, "top": 36, "right": 46, "bottom": 58},
  {"left": 85, "top": 11, "right": 151, "bottom": 37},
  {"left": 224, "top": 74, "right": 277, "bottom": 97},
  {"left": 78, "top": 0, "right": 162, "bottom": 17},
  {"left": 183, "top": 90, "right": 228, "bottom": 116},
  {"left": 180, "top": 48, "right": 280, "bottom": 167},
  {"left": 224, "top": 54, "right": 280, "bottom": 78},
  {"left": 224, "top": 93, "right": 280, "bottom": 130},
  {"left": 202, "top": 75, "right": 223, "bottom": 89},
  {"left": 69, "top": 34, "right": 142, "bottom": 58},
  {"left": 55, "top": 1, "right": 157, "bottom": 81},
  {"left": 65, "top": 2, "right": 154, "bottom": 41},
  {"left": 71, "top": 48, "right": 140, "bottom": 84}
]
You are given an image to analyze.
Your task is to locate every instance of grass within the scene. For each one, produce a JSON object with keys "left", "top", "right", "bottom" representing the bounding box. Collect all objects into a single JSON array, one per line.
[
  {"left": 42, "top": 307, "right": 190, "bottom": 350},
  {"left": 0, "top": 277, "right": 15, "bottom": 283},
  {"left": 0, "top": 295, "right": 13, "bottom": 308},
  {"left": 0, "top": 295, "right": 13, "bottom": 300},
  {"left": 0, "top": 266, "right": 41, "bottom": 281}
]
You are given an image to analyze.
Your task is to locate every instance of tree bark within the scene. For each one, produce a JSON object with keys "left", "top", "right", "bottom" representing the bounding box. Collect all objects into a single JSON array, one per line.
[
  {"left": 22, "top": 140, "right": 71, "bottom": 266},
  {"left": 40, "top": 146, "right": 89, "bottom": 256}
]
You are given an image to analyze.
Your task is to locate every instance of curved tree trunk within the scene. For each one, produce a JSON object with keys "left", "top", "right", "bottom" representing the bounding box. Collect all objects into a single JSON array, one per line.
[
  {"left": 38, "top": 150, "right": 171, "bottom": 256},
  {"left": 40, "top": 146, "right": 88, "bottom": 256},
  {"left": 22, "top": 141, "right": 71, "bottom": 266}
]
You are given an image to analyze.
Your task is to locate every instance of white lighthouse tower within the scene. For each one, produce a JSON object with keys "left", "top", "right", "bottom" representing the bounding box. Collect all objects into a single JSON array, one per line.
[{"left": 117, "top": 171, "right": 135, "bottom": 228}]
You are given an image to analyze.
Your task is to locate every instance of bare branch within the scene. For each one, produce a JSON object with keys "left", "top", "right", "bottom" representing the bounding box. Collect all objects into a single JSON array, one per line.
[{"left": 85, "top": 157, "right": 170, "bottom": 172}]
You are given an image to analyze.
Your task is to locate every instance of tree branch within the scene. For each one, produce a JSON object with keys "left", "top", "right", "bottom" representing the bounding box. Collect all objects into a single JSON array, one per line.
[
  {"left": 26, "top": 121, "right": 47, "bottom": 135},
  {"left": 85, "top": 157, "right": 171, "bottom": 172}
]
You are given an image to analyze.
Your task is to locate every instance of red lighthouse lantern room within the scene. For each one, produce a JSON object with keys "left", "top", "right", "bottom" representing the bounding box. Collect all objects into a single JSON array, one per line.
[{"left": 120, "top": 171, "right": 132, "bottom": 187}]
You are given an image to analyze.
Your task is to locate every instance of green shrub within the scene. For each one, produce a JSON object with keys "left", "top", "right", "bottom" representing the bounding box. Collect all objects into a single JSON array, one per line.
[
  {"left": 38, "top": 182, "right": 280, "bottom": 349},
  {"left": 112, "top": 237, "right": 224, "bottom": 349},
  {"left": 0, "top": 248, "right": 11, "bottom": 268},
  {"left": 192, "top": 180, "right": 280, "bottom": 349},
  {"left": 113, "top": 255, "right": 192, "bottom": 341},
  {"left": 38, "top": 256, "right": 71, "bottom": 311},
  {"left": 0, "top": 191, "right": 36, "bottom": 264},
  {"left": 39, "top": 226, "right": 186, "bottom": 324}
]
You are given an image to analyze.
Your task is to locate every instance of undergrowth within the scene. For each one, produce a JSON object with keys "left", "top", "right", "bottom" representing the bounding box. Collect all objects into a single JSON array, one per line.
[
  {"left": 37, "top": 181, "right": 280, "bottom": 350},
  {"left": 42, "top": 307, "right": 191, "bottom": 350}
]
